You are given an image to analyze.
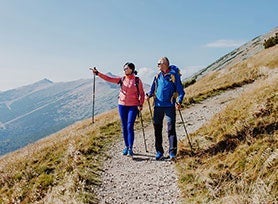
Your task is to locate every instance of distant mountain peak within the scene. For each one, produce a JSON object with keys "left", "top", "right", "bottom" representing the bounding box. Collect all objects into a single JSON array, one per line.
[
  {"left": 18, "top": 78, "right": 54, "bottom": 91},
  {"left": 106, "top": 72, "right": 117, "bottom": 77},
  {"left": 38, "top": 78, "right": 53, "bottom": 84}
]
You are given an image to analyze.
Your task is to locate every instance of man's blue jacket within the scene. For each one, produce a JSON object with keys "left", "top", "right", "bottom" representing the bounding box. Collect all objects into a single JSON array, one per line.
[{"left": 147, "top": 65, "right": 185, "bottom": 107}]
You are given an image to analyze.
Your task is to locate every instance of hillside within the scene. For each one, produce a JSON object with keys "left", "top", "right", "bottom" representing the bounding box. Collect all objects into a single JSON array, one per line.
[
  {"left": 0, "top": 76, "right": 120, "bottom": 156},
  {"left": 0, "top": 28, "right": 277, "bottom": 203}
]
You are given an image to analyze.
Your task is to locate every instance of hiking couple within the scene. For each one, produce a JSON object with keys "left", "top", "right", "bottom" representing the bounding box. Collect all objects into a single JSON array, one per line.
[{"left": 91, "top": 57, "right": 185, "bottom": 160}]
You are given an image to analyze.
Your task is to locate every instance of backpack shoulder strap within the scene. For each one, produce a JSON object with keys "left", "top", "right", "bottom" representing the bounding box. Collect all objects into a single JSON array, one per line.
[
  {"left": 154, "top": 73, "right": 160, "bottom": 83},
  {"left": 135, "top": 76, "right": 140, "bottom": 97},
  {"left": 118, "top": 76, "right": 125, "bottom": 86},
  {"left": 135, "top": 76, "right": 139, "bottom": 85}
]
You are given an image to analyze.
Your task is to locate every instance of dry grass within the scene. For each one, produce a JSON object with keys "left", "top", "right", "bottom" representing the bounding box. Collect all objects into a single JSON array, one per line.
[
  {"left": 177, "top": 45, "right": 278, "bottom": 203},
  {"left": 0, "top": 109, "right": 121, "bottom": 203}
]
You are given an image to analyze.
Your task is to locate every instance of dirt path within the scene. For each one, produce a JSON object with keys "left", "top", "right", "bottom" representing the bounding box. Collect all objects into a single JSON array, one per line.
[{"left": 96, "top": 86, "right": 247, "bottom": 203}]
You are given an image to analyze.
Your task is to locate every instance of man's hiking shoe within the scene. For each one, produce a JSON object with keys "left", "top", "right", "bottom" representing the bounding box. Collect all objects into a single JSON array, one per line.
[
  {"left": 127, "top": 149, "right": 133, "bottom": 157},
  {"left": 122, "top": 147, "right": 128, "bottom": 155},
  {"left": 169, "top": 152, "right": 176, "bottom": 161},
  {"left": 155, "top": 152, "right": 163, "bottom": 160}
]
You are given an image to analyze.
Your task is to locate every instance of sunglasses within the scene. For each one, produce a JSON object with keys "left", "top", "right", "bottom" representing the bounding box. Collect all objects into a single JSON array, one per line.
[{"left": 157, "top": 63, "right": 163, "bottom": 66}]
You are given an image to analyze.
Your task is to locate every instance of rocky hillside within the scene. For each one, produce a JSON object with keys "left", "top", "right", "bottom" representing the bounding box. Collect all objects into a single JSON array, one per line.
[{"left": 190, "top": 27, "right": 278, "bottom": 80}]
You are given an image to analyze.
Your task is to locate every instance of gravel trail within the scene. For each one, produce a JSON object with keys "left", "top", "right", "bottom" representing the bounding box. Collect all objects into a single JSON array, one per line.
[{"left": 97, "top": 86, "right": 246, "bottom": 204}]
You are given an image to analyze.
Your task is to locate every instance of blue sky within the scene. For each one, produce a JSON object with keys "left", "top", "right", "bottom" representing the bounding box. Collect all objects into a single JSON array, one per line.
[{"left": 0, "top": 0, "right": 277, "bottom": 91}]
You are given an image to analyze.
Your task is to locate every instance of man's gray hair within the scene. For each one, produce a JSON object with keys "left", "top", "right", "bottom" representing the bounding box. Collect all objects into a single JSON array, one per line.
[{"left": 161, "top": 57, "right": 170, "bottom": 66}]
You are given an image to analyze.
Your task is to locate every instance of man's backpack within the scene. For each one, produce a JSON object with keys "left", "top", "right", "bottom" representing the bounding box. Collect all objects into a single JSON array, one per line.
[{"left": 169, "top": 65, "right": 181, "bottom": 77}]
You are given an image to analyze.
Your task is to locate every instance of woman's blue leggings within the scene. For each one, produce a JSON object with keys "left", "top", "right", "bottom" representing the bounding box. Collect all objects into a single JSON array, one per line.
[{"left": 118, "top": 105, "right": 138, "bottom": 149}]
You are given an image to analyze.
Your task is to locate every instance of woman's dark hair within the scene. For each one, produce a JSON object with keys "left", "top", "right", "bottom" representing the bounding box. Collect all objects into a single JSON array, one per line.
[{"left": 124, "top": 62, "right": 137, "bottom": 75}]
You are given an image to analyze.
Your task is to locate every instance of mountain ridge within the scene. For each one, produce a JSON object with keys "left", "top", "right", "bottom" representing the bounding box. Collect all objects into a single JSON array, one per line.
[{"left": 0, "top": 74, "right": 150, "bottom": 156}]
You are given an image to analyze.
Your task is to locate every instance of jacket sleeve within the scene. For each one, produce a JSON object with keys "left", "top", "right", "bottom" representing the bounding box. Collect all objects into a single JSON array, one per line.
[
  {"left": 175, "top": 73, "right": 185, "bottom": 103},
  {"left": 138, "top": 79, "right": 145, "bottom": 106},
  {"left": 147, "top": 76, "right": 156, "bottom": 97},
  {"left": 97, "top": 72, "right": 121, "bottom": 84}
]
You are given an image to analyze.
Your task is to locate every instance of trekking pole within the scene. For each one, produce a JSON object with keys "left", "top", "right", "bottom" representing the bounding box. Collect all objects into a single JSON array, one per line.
[
  {"left": 147, "top": 99, "right": 153, "bottom": 119},
  {"left": 177, "top": 107, "right": 193, "bottom": 152},
  {"left": 139, "top": 110, "right": 148, "bottom": 152},
  {"left": 89, "top": 67, "right": 96, "bottom": 124}
]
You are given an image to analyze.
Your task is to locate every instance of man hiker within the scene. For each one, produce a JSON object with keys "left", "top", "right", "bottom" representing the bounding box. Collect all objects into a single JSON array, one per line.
[{"left": 146, "top": 57, "right": 185, "bottom": 160}]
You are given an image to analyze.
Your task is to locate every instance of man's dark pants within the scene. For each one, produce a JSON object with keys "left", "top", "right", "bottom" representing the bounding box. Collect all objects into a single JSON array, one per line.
[{"left": 153, "top": 106, "right": 177, "bottom": 155}]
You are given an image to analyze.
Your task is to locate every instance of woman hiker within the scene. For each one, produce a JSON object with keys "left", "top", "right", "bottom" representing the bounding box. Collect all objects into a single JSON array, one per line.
[{"left": 91, "top": 62, "right": 145, "bottom": 157}]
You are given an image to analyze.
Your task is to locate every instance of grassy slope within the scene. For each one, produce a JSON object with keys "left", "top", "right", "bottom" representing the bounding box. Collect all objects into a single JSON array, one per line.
[
  {"left": 0, "top": 109, "right": 122, "bottom": 203},
  {"left": 177, "top": 45, "right": 278, "bottom": 203}
]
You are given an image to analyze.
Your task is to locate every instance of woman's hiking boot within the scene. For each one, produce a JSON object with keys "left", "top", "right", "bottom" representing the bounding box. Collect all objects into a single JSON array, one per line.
[
  {"left": 127, "top": 148, "right": 133, "bottom": 157},
  {"left": 122, "top": 147, "right": 128, "bottom": 155}
]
